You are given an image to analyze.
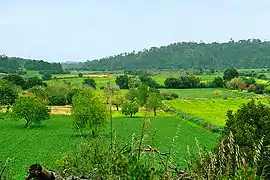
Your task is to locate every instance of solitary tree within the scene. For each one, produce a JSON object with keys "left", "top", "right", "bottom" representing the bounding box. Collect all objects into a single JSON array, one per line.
[
  {"left": 121, "top": 100, "right": 139, "bottom": 118},
  {"left": 12, "top": 96, "right": 50, "bottom": 128},
  {"left": 72, "top": 90, "right": 108, "bottom": 136},
  {"left": 146, "top": 92, "right": 162, "bottom": 117},
  {"left": 112, "top": 95, "right": 124, "bottom": 111},
  {"left": 115, "top": 75, "right": 129, "bottom": 89},
  {"left": 223, "top": 67, "right": 239, "bottom": 82}
]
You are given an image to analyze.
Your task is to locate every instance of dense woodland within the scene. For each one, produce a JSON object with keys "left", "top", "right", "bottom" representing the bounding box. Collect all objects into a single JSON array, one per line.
[
  {"left": 0, "top": 54, "right": 64, "bottom": 74},
  {"left": 83, "top": 39, "right": 270, "bottom": 70}
]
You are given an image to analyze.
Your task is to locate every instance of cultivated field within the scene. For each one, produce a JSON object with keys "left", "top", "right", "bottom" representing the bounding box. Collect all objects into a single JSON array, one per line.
[{"left": 0, "top": 113, "right": 219, "bottom": 179}]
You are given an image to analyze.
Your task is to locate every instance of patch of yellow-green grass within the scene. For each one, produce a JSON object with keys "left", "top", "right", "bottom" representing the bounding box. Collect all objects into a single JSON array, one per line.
[{"left": 163, "top": 98, "right": 268, "bottom": 126}]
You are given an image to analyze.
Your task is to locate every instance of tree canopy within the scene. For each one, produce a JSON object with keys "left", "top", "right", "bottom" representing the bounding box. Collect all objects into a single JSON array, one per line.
[{"left": 83, "top": 39, "right": 270, "bottom": 70}]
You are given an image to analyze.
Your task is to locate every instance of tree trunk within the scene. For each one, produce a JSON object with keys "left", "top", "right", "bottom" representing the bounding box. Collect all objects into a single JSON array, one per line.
[
  {"left": 154, "top": 108, "right": 157, "bottom": 117},
  {"left": 130, "top": 113, "right": 133, "bottom": 118},
  {"left": 25, "top": 120, "right": 30, "bottom": 128}
]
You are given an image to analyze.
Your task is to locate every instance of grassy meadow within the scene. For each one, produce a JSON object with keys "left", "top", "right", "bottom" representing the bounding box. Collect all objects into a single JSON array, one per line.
[{"left": 0, "top": 113, "right": 219, "bottom": 179}]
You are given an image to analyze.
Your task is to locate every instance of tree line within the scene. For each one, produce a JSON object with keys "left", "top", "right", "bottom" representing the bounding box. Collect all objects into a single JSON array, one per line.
[{"left": 83, "top": 39, "right": 270, "bottom": 70}]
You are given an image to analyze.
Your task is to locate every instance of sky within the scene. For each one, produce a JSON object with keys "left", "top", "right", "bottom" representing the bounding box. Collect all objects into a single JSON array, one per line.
[{"left": 1, "top": 0, "right": 270, "bottom": 62}]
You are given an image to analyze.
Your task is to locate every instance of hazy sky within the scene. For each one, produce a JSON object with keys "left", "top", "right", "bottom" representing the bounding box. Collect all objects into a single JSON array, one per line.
[{"left": 1, "top": 0, "right": 270, "bottom": 62}]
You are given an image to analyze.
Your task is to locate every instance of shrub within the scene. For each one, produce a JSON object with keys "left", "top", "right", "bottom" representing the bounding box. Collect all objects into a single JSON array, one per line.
[
  {"left": 83, "top": 77, "right": 97, "bottom": 89},
  {"left": 67, "top": 88, "right": 81, "bottom": 105},
  {"left": 72, "top": 90, "right": 109, "bottom": 136},
  {"left": 210, "top": 77, "right": 224, "bottom": 88},
  {"left": 247, "top": 84, "right": 256, "bottom": 92},
  {"left": 78, "top": 73, "right": 83, "bottom": 77},
  {"left": 226, "top": 77, "right": 245, "bottom": 90},
  {"left": 12, "top": 96, "right": 50, "bottom": 127},
  {"left": 48, "top": 95, "right": 67, "bottom": 106},
  {"left": 29, "top": 86, "right": 49, "bottom": 103},
  {"left": 42, "top": 72, "right": 52, "bottom": 80},
  {"left": 160, "top": 91, "right": 179, "bottom": 100}
]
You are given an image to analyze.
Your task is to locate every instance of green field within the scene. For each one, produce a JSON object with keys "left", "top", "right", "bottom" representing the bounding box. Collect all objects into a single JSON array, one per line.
[
  {"left": 163, "top": 98, "right": 268, "bottom": 126},
  {"left": 0, "top": 114, "right": 219, "bottom": 179},
  {"left": 160, "top": 88, "right": 255, "bottom": 99}
]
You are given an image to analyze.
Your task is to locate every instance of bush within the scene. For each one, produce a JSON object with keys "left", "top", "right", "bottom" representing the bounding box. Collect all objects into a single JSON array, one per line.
[
  {"left": 254, "top": 84, "right": 265, "bottom": 94},
  {"left": 210, "top": 77, "right": 224, "bottom": 88},
  {"left": 12, "top": 96, "right": 50, "bottom": 127},
  {"left": 42, "top": 72, "right": 52, "bottom": 80},
  {"left": 83, "top": 77, "right": 97, "bottom": 89},
  {"left": 67, "top": 88, "right": 81, "bottom": 105},
  {"left": 29, "top": 86, "right": 49, "bottom": 103},
  {"left": 48, "top": 95, "right": 67, "bottom": 106},
  {"left": 78, "top": 73, "right": 83, "bottom": 77},
  {"left": 226, "top": 77, "right": 245, "bottom": 90},
  {"left": 160, "top": 91, "right": 179, "bottom": 100},
  {"left": 25, "top": 76, "right": 46, "bottom": 89}
]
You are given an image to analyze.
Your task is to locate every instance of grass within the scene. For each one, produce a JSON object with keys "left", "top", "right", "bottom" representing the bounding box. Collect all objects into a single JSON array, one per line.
[
  {"left": 46, "top": 76, "right": 117, "bottom": 89},
  {"left": 0, "top": 114, "right": 219, "bottom": 179},
  {"left": 163, "top": 98, "right": 268, "bottom": 126},
  {"left": 160, "top": 88, "right": 255, "bottom": 99}
]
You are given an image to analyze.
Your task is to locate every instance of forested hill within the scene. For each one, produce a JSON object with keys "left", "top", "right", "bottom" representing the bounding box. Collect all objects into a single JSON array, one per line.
[
  {"left": 0, "top": 55, "right": 63, "bottom": 74},
  {"left": 83, "top": 39, "right": 270, "bottom": 70}
]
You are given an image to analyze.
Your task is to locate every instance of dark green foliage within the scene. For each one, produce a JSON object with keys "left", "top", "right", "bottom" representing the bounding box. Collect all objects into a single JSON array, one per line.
[
  {"left": 210, "top": 77, "right": 224, "bottom": 88},
  {"left": 42, "top": 72, "right": 52, "bottom": 80},
  {"left": 223, "top": 67, "right": 239, "bottom": 81},
  {"left": 253, "top": 84, "right": 265, "bottom": 94},
  {"left": 138, "top": 75, "right": 161, "bottom": 88},
  {"left": 242, "top": 77, "right": 256, "bottom": 87},
  {"left": 0, "top": 55, "right": 20, "bottom": 73},
  {"left": 24, "top": 60, "right": 63, "bottom": 72},
  {"left": 67, "top": 88, "right": 81, "bottom": 105},
  {"left": 0, "top": 80, "right": 18, "bottom": 106},
  {"left": 223, "top": 100, "right": 270, "bottom": 174},
  {"left": 48, "top": 95, "right": 67, "bottom": 106},
  {"left": 160, "top": 91, "right": 179, "bottom": 100},
  {"left": 78, "top": 73, "right": 83, "bottom": 77},
  {"left": 25, "top": 76, "right": 46, "bottom": 89},
  {"left": 258, "top": 74, "right": 267, "bottom": 79},
  {"left": 164, "top": 75, "right": 201, "bottom": 89},
  {"left": 2, "top": 74, "right": 26, "bottom": 89},
  {"left": 12, "top": 96, "right": 50, "bottom": 128},
  {"left": 83, "top": 77, "right": 97, "bottom": 89},
  {"left": 83, "top": 39, "right": 270, "bottom": 70},
  {"left": 115, "top": 75, "right": 129, "bottom": 89}
]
